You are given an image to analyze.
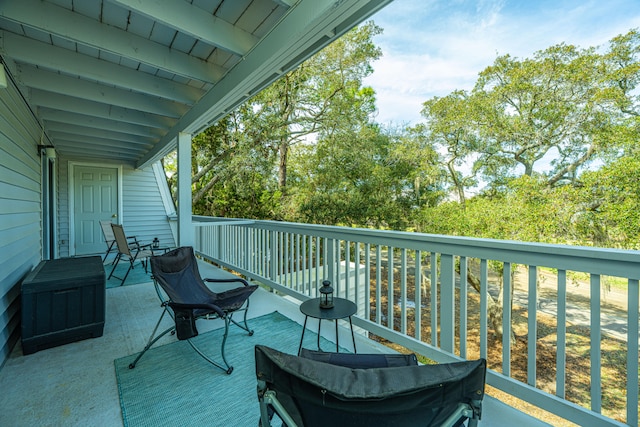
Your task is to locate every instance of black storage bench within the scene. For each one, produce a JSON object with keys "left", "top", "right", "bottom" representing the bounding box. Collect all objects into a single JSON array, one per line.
[{"left": 21, "top": 256, "right": 106, "bottom": 355}]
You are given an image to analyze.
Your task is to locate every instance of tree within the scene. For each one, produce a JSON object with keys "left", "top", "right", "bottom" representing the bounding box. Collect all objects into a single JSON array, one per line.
[
  {"left": 243, "top": 21, "right": 382, "bottom": 194},
  {"left": 471, "top": 43, "right": 616, "bottom": 188},
  {"left": 183, "top": 22, "right": 385, "bottom": 220},
  {"left": 293, "top": 123, "right": 445, "bottom": 228},
  {"left": 419, "top": 90, "right": 480, "bottom": 204}
]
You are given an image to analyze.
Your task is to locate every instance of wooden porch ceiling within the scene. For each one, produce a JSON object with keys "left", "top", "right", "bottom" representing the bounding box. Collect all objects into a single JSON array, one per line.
[{"left": 0, "top": 0, "right": 392, "bottom": 168}]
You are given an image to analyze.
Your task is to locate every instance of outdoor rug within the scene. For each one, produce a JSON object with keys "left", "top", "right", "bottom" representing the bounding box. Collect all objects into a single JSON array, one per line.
[
  {"left": 105, "top": 261, "right": 152, "bottom": 288},
  {"left": 114, "top": 311, "right": 342, "bottom": 427}
]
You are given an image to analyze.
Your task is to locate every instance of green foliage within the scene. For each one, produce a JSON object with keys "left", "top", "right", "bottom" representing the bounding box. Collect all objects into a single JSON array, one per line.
[{"left": 175, "top": 24, "right": 640, "bottom": 250}]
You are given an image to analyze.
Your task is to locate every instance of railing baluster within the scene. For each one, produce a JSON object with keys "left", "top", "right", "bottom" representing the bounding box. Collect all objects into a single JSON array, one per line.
[
  {"left": 400, "top": 248, "right": 407, "bottom": 335},
  {"left": 503, "top": 262, "right": 512, "bottom": 377},
  {"left": 431, "top": 252, "right": 438, "bottom": 346},
  {"left": 354, "top": 243, "right": 360, "bottom": 311},
  {"left": 365, "top": 243, "right": 371, "bottom": 321},
  {"left": 387, "top": 246, "right": 394, "bottom": 331},
  {"left": 306, "top": 235, "right": 311, "bottom": 295},
  {"left": 590, "top": 274, "right": 602, "bottom": 413},
  {"left": 415, "top": 250, "right": 422, "bottom": 342},
  {"left": 323, "top": 237, "right": 329, "bottom": 283},
  {"left": 527, "top": 265, "right": 538, "bottom": 387},
  {"left": 441, "top": 253, "right": 455, "bottom": 353},
  {"left": 315, "top": 236, "right": 320, "bottom": 295},
  {"left": 628, "top": 278, "right": 639, "bottom": 426},
  {"left": 346, "top": 241, "right": 351, "bottom": 300},
  {"left": 376, "top": 245, "right": 382, "bottom": 325},
  {"left": 459, "top": 256, "right": 468, "bottom": 358},
  {"left": 295, "top": 234, "right": 300, "bottom": 292},
  {"left": 480, "top": 258, "right": 488, "bottom": 359},
  {"left": 556, "top": 269, "right": 567, "bottom": 399}
]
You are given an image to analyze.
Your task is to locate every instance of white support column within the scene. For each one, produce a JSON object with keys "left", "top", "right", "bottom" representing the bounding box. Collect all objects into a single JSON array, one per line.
[{"left": 177, "top": 132, "right": 194, "bottom": 247}]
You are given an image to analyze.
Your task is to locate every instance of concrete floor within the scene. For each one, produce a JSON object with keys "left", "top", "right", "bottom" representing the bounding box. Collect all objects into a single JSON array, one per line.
[{"left": 0, "top": 261, "right": 549, "bottom": 426}]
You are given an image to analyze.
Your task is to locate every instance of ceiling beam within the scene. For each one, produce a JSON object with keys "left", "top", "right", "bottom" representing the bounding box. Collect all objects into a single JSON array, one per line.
[
  {"left": 48, "top": 131, "right": 154, "bottom": 151},
  {"left": 108, "top": 0, "right": 259, "bottom": 56},
  {"left": 0, "top": 0, "right": 225, "bottom": 83},
  {"left": 44, "top": 122, "right": 159, "bottom": 145},
  {"left": 52, "top": 140, "right": 141, "bottom": 164},
  {"left": 0, "top": 31, "right": 204, "bottom": 104},
  {"left": 30, "top": 90, "right": 176, "bottom": 129},
  {"left": 136, "top": 0, "right": 392, "bottom": 168},
  {"left": 272, "top": 0, "right": 298, "bottom": 7},
  {"left": 18, "top": 65, "right": 188, "bottom": 118},
  {"left": 38, "top": 109, "right": 165, "bottom": 138}
]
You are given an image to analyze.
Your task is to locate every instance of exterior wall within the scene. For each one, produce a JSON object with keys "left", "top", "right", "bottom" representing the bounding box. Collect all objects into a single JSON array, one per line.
[
  {"left": 0, "top": 78, "right": 43, "bottom": 368},
  {"left": 0, "top": 78, "right": 175, "bottom": 368},
  {"left": 57, "top": 161, "right": 176, "bottom": 258},
  {"left": 121, "top": 163, "right": 176, "bottom": 248}
]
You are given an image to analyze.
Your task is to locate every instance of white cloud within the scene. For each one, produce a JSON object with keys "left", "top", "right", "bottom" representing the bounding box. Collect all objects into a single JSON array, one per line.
[{"left": 365, "top": 0, "right": 640, "bottom": 125}]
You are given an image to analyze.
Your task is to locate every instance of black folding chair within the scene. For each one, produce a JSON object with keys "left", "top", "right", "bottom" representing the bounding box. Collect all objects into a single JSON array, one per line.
[
  {"left": 129, "top": 246, "right": 258, "bottom": 374},
  {"left": 256, "top": 345, "right": 486, "bottom": 427}
]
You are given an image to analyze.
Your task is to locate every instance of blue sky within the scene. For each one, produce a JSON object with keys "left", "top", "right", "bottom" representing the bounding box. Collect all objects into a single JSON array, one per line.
[{"left": 364, "top": 0, "right": 640, "bottom": 125}]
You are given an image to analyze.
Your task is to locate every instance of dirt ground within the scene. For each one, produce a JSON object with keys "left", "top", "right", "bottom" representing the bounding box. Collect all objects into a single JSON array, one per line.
[{"left": 368, "top": 260, "right": 637, "bottom": 426}]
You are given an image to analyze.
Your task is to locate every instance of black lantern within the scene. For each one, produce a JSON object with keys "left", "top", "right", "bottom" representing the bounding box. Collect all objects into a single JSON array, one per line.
[
  {"left": 152, "top": 237, "right": 159, "bottom": 248},
  {"left": 319, "top": 280, "right": 334, "bottom": 309}
]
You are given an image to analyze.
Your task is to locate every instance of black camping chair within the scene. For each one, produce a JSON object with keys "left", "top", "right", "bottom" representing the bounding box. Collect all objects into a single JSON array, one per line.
[
  {"left": 255, "top": 345, "right": 486, "bottom": 427},
  {"left": 129, "top": 246, "right": 258, "bottom": 374}
]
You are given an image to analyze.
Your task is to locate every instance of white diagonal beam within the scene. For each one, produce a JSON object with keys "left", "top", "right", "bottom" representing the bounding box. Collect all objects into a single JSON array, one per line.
[
  {"left": 0, "top": 31, "right": 204, "bottom": 104},
  {"left": 0, "top": 0, "right": 225, "bottom": 83},
  {"left": 108, "top": 0, "right": 258, "bottom": 56}
]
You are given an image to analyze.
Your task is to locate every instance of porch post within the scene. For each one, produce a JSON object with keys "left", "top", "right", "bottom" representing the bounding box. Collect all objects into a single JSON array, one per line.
[{"left": 177, "top": 132, "right": 194, "bottom": 247}]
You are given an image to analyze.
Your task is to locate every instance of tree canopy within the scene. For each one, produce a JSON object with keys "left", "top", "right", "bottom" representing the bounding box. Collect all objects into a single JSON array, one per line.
[{"left": 163, "top": 26, "right": 640, "bottom": 250}]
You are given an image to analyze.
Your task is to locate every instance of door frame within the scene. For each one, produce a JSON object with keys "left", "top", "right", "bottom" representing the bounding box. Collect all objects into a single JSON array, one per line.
[
  {"left": 42, "top": 154, "right": 57, "bottom": 260},
  {"left": 68, "top": 161, "right": 123, "bottom": 256}
]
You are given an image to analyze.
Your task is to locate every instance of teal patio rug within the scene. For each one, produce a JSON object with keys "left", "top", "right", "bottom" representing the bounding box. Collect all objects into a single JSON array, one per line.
[
  {"left": 114, "top": 311, "right": 342, "bottom": 426},
  {"left": 105, "top": 261, "right": 152, "bottom": 288}
]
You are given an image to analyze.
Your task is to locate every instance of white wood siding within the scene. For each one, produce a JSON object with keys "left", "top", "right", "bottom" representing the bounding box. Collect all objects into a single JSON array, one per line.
[
  {"left": 0, "top": 79, "right": 43, "bottom": 367},
  {"left": 1, "top": 78, "right": 175, "bottom": 368},
  {"left": 121, "top": 164, "right": 176, "bottom": 248}
]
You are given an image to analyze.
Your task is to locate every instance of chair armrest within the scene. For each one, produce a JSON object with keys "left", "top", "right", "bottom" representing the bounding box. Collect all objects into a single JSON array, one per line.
[
  {"left": 168, "top": 301, "right": 225, "bottom": 317},
  {"left": 204, "top": 277, "right": 250, "bottom": 287}
]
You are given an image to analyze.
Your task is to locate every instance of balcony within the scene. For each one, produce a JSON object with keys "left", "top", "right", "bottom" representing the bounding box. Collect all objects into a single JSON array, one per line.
[
  {"left": 1, "top": 260, "right": 544, "bottom": 426},
  {"left": 0, "top": 218, "right": 637, "bottom": 426},
  {"left": 193, "top": 217, "right": 638, "bottom": 427}
]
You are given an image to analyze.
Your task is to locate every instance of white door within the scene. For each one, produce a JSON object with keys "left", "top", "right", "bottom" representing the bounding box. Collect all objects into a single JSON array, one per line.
[{"left": 73, "top": 166, "right": 118, "bottom": 255}]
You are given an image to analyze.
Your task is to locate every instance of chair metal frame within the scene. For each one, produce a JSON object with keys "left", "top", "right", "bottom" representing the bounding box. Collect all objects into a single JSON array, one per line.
[
  {"left": 99, "top": 220, "right": 117, "bottom": 262},
  {"left": 256, "top": 345, "right": 486, "bottom": 427},
  {"left": 129, "top": 246, "right": 258, "bottom": 374},
  {"left": 107, "top": 223, "right": 153, "bottom": 285},
  {"left": 99, "top": 220, "right": 138, "bottom": 262}
]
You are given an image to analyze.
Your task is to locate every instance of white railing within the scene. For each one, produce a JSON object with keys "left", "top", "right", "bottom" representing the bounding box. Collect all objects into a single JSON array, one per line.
[{"left": 193, "top": 216, "right": 639, "bottom": 427}]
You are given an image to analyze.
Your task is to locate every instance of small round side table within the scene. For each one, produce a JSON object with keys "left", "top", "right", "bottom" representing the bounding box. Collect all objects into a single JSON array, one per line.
[{"left": 298, "top": 297, "right": 357, "bottom": 355}]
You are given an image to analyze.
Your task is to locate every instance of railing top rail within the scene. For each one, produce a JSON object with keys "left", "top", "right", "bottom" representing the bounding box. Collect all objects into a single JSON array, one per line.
[{"left": 193, "top": 216, "right": 640, "bottom": 279}]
